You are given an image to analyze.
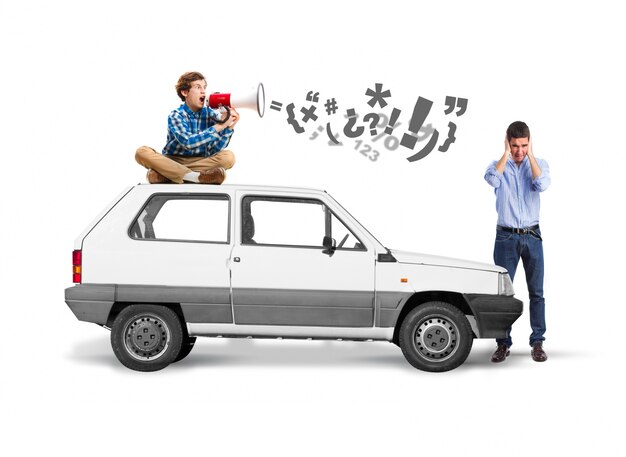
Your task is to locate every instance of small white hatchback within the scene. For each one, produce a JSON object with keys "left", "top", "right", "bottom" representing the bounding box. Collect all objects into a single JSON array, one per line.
[{"left": 65, "top": 184, "right": 522, "bottom": 372}]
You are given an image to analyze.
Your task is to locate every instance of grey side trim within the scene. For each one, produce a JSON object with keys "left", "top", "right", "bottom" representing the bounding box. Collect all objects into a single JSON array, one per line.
[
  {"left": 233, "top": 288, "right": 373, "bottom": 307},
  {"left": 116, "top": 285, "right": 230, "bottom": 304},
  {"left": 234, "top": 305, "right": 373, "bottom": 327},
  {"left": 379, "top": 309, "right": 401, "bottom": 328},
  {"left": 377, "top": 291, "right": 412, "bottom": 327},
  {"left": 180, "top": 303, "right": 233, "bottom": 324},
  {"left": 233, "top": 288, "right": 374, "bottom": 327},
  {"left": 116, "top": 284, "right": 233, "bottom": 324},
  {"left": 188, "top": 323, "right": 393, "bottom": 341},
  {"left": 65, "top": 284, "right": 234, "bottom": 324}
]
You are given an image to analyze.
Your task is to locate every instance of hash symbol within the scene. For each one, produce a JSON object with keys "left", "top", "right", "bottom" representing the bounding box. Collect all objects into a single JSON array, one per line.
[
  {"left": 365, "top": 83, "right": 391, "bottom": 108},
  {"left": 325, "top": 98, "right": 338, "bottom": 115}
]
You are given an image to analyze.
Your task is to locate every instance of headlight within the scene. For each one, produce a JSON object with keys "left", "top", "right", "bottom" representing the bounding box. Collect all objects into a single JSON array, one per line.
[{"left": 498, "top": 272, "right": 515, "bottom": 296}]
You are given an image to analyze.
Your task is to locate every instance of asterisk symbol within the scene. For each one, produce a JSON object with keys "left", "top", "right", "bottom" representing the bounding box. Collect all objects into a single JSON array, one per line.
[{"left": 365, "top": 83, "right": 391, "bottom": 108}]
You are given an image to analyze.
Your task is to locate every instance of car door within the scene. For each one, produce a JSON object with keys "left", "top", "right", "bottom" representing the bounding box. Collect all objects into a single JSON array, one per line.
[{"left": 230, "top": 192, "right": 375, "bottom": 327}]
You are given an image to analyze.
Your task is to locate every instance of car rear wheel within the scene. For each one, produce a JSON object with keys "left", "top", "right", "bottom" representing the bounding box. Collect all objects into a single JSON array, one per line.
[
  {"left": 399, "top": 301, "right": 473, "bottom": 372},
  {"left": 111, "top": 305, "right": 183, "bottom": 372}
]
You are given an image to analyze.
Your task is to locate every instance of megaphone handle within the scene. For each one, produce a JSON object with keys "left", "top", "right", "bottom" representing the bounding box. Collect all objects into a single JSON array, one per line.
[{"left": 214, "top": 105, "right": 231, "bottom": 124}]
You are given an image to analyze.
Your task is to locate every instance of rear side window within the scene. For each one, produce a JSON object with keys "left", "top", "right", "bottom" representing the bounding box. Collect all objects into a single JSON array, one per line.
[{"left": 130, "top": 194, "right": 229, "bottom": 243}]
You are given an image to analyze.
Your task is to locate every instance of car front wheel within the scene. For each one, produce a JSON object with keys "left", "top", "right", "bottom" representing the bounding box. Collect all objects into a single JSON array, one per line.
[
  {"left": 111, "top": 305, "right": 183, "bottom": 372},
  {"left": 399, "top": 301, "right": 473, "bottom": 372}
]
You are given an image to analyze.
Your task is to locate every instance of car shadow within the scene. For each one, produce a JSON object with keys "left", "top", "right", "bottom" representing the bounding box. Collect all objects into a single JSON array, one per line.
[
  {"left": 67, "top": 335, "right": 121, "bottom": 368},
  {"left": 68, "top": 335, "right": 585, "bottom": 372},
  {"left": 181, "top": 339, "right": 411, "bottom": 370},
  {"left": 69, "top": 335, "right": 410, "bottom": 371}
]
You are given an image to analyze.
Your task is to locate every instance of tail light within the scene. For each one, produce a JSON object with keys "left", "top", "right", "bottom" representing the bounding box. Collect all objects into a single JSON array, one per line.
[{"left": 72, "top": 250, "right": 82, "bottom": 283}]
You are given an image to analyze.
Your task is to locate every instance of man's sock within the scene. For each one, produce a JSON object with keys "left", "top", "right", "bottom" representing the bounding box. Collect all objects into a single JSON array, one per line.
[{"left": 183, "top": 171, "right": 200, "bottom": 183}]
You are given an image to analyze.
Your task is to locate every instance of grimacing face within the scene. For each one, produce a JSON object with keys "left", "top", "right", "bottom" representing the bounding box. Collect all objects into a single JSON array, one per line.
[
  {"left": 182, "top": 79, "right": 207, "bottom": 112},
  {"left": 509, "top": 137, "right": 529, "bottom": 164}
]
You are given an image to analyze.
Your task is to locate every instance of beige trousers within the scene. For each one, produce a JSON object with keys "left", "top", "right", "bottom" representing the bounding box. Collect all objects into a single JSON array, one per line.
[{"left": 135, "top": 146, "right": 236, "bottom": 183}]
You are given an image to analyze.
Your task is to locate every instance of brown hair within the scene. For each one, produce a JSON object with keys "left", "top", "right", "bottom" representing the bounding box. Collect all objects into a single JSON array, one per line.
[
  {"left": 506, "top": 121, "right": 530, "bottom": 140},
  {"left": 175, "top": 71, "right": 206, "bottom": 102}
]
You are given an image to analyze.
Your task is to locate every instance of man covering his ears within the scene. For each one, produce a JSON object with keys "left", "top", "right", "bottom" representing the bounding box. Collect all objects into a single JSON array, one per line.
[{"left": 484, "top": 121, "right": 551, "bottom": 363}]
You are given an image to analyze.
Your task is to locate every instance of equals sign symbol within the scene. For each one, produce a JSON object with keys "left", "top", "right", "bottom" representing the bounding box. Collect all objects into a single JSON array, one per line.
[{"left": 270, "top": 100, "right": 283, "bottom": 112}]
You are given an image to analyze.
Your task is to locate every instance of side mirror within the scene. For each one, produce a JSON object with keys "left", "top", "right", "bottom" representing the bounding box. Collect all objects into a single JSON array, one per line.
[{"left": 322, "top": 236, "right": 336, "bottom": 256}]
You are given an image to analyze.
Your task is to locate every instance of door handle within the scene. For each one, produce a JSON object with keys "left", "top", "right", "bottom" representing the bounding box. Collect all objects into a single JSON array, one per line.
[{"left": 234, "top": 257, "right": 241, "bottom": 262}]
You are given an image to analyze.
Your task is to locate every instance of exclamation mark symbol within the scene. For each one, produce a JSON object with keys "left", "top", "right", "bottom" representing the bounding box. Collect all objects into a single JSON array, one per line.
[
  {"left": 385, "top": 108, "right": 402, "bottom": 135},
  {"left": 400, "top": 97, "right": 433, "bottom": 150}
]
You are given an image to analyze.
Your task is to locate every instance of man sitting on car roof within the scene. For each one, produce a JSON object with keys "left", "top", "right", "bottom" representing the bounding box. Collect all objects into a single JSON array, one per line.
[{"left": 135, "top": 71, "right": 239, "bottom": 185}]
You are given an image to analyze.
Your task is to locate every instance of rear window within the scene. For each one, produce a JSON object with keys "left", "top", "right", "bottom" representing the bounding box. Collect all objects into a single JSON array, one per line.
[{"left": 129, "top": 194, "right": 230, "bottom": 243}]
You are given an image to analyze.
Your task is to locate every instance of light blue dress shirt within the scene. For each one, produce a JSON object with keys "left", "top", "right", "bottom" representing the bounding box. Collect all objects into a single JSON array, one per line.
[{"left": 484, "top": 156, "right": 551, "bottom": 228}]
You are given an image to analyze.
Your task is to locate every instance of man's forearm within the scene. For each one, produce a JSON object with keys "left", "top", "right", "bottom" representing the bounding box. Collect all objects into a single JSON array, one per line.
[
  {"left": 528, "top": 153, "right": 542, "bottom": 179},
  {"left": 495, "top": 151, "right": 508, "bottom": 174}
]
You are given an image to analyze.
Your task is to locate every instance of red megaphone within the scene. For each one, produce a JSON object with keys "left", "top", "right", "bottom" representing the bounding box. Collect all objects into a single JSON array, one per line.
[{"left": 208, "top": 82, "right": 265, "bottom": 118}]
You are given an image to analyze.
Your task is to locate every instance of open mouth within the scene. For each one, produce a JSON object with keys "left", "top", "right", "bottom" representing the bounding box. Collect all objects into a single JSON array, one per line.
[{"left": 200, "top": 96, "right": 206, "bottom": 105}]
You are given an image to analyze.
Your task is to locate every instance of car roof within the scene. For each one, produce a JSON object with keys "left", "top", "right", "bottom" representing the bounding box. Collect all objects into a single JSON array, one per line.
[{"left": 135, "top": 183, "right": 328, "bottom": 194}]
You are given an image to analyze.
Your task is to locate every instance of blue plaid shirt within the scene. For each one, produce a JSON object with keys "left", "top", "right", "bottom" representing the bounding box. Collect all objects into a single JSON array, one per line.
[
  {"left": 162, "top": 104, "right": 234, "bottom": 157},
  {"left": 484, "top": 156, "right": 551, "bottom": 228}
]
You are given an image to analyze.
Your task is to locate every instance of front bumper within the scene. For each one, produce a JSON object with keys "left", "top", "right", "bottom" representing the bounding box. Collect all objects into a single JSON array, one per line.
[{"left": 463, "top": 294, "right": 523, "bottom": 338}]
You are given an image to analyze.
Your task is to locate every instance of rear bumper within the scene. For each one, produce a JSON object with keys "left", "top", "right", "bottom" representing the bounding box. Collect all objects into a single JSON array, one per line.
[
  {"left": 463, "top": 294, "right": 523, "bottom": 338},
  {"left": 65, "top": 284, "right": 115, "bottom": 325}
]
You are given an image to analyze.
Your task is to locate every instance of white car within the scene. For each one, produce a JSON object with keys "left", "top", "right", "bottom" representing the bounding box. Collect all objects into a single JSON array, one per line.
[{"left": 65, "top": 183, "right": 522, "bottom": 372}]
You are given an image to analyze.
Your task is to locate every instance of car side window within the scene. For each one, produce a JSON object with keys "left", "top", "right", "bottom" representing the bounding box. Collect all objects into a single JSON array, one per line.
[
  {"left": 241, "top": 196, "right": 365, "bottom": 250},
  {"left": 130, "top": 194, "right": 229, "bottom": 243}
]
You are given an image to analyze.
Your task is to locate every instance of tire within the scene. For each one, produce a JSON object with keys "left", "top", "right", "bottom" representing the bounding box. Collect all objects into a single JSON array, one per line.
[
  {"left": 399, "top": 301, "right": 473, "bottom": 373},
  {"left": 110, "top": 305, "right": 184, "bottom": 372},
  {"left": 173, "top": 337, "right": 196, "bottom": 363}
]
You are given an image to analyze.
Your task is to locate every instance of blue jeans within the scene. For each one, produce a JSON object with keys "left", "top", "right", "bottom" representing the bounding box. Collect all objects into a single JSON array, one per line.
[{"left": 493, "top": 227, "right": 546, "bottom": 347}]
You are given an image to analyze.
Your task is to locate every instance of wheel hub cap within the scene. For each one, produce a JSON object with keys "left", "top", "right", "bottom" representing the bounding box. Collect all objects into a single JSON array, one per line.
[
  {"left": 414, "top": 317, "right": 458, "bottom": 361},
  {"left": 124, "top": 315, "right": 170, "bottom": 361}
]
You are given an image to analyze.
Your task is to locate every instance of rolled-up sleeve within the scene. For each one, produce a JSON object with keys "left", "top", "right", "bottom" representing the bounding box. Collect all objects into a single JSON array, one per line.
[
  {"left": 532, "top": 159, "right": 551, "bottom": 192},
  {"left": 484, "top": 161, "right": 502, "bottom": 188}
]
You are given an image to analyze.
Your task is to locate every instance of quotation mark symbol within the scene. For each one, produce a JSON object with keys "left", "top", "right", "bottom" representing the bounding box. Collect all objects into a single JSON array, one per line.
[
  {"left": 443, "top": 96, "right": 468, "bottom": 116},
  {"left": 306, "top": 91, "right": 320, "bottom": 102}
]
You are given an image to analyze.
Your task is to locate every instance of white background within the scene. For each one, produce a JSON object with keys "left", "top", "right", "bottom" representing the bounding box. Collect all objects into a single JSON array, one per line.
[{"left": 1, "top": 0, "right": 624, "bottom": 455}]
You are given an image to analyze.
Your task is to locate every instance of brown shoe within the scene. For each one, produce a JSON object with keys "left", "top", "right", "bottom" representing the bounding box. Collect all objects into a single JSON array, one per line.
[
  {"left": 198, "top": 167, "right": 226, "bottom": 185},
  {"left": 147, "top": 169, "right": 171, "bottom": 184},
  {"left": 490, "top": 344, "right": 510, "bottom": 363},
  {"left": 531, "top": 343, "right": 547, "bottom": 362}
]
